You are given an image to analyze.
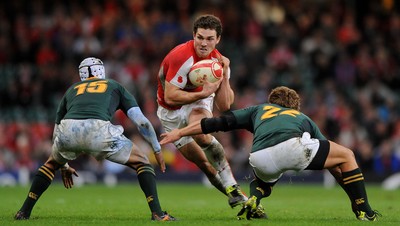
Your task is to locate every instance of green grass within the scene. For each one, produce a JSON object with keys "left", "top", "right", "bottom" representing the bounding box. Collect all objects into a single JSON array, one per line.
[{"left": 0, "top": 182, "right": 398, "bottom": 226}]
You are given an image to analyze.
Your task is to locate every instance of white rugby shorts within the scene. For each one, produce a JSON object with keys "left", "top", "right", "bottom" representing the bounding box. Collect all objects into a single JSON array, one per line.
[
  {"left": 52, "top": 119, "right": 133, "bottom": 164},
  {"left": 249, "top": 132, "right": 320, "bottom": 183},
  {"left": 157, "top": 95, "right": 214, "bottom": 149}
]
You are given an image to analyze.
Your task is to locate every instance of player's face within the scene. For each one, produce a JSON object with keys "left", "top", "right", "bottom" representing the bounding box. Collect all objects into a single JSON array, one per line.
[{"left": 193, "top": 28, "right": 220, "bottom": 58}]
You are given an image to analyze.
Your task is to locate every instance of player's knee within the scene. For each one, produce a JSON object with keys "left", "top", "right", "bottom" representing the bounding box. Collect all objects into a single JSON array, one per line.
[
  {"left": 132, "top": 146, "right": 151, "bottom": 162},
  {"left": 340, "top": 147, "right": 356, "bottom": 164},
  {"left": 124, "top": 151, "right": 150, "bottom": 170},
  {"left": 344, "top": 147, "right": 355, "bottom": 158},
  {"left": 44, "top": 159, "right": 63, "bottom": 170},
  {"left": 192, "top": 133, "right": 212, "bottom": 147}
]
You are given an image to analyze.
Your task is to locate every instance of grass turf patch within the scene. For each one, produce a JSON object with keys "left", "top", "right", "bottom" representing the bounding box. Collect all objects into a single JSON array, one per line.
[{"left": 1, "top": 182, "right": 398, "bottom": 226}]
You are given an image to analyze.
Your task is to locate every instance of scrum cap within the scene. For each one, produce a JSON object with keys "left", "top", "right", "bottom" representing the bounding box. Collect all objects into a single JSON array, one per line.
[{"left": 78, "top": 57, "right": 105, "bottom": 81}]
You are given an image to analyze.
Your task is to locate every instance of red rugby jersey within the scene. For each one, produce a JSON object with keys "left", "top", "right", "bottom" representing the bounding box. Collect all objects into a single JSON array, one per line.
[{"left": 156, "top": 40, "right": 221, "bottom": 110}]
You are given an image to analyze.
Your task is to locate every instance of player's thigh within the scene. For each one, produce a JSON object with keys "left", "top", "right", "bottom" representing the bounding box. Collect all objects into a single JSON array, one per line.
[
  {"left": 249, "top": 150, "right": 283, "bottom": 182},
  {"left": 324, "top": 140, "right": 357, "bottom": 170},
  {"left": 190, "top": 129, "right": 213, "bottom": 148},
  {"left": 44, "top": 154, "right": 66, "bottom": 170},
  {"left": 157, "top": 105, "right": 194, "bottom": 148},
  {"left": 187, "top": 106, "right": 213, "bottom": 146},
  {"left": 157, "top": 105, "right": 185, "bottom": 130},
  {"left": 189, "top": 108, "right": 212, "bottom": 121},
  {"left": 186, "top": 96, "right": 214, "bottom": 122}
]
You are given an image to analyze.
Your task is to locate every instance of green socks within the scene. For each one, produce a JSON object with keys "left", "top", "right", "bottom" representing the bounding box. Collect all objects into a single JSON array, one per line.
[
  {"left": 136, "top": 164, "right": 163, "bottom": 216},
  {"left": 19, "top": 165, "right": 54, "bottom": 216},
  {"left": 342, "top": 168, "right": 373, "bottom": 215},
  {"left": 249, "top": 178, "right": 276, "bottom": 206}
]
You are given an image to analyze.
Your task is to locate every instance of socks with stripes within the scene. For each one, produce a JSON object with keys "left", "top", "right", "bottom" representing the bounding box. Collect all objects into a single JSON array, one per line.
[
  {"left": 19, "top": 165, "right": 55, "bottom": 216},
  {"left": 342, "top": 168, "right": 373, "bottom": 215},
  {"left": 136, "top": 164, "right": 163, "bottom": 216},
  {"left": 249, "top": 178, "right": 277, "bottom": 206}
]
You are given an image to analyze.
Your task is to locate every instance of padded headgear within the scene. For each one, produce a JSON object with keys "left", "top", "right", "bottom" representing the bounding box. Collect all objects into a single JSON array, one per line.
[{"left": 78, "top": 57, "right": 105, "bottom": 81}]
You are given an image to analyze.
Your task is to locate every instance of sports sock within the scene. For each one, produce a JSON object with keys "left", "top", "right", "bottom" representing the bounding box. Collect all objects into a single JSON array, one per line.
[
  {"left": 249, "top": 178, "right": 276, "bottom": 206},
  {"left": 329, "top": 168, "right": 358, "bottom": 214},
  {"left": 342, "top": 168, "right": 373, "bottom": 215},
  {"left": 202, "top": 137, "right": 236, "bottom": 188},
  {"left": 207, "top": 173, "right": 227, "bottom": 195},
  {"left": 136, "top": 164, "right": 163, "bottom": 216},
  {"left": 19, "top": 165, "right": 55, "bottom": 216}
]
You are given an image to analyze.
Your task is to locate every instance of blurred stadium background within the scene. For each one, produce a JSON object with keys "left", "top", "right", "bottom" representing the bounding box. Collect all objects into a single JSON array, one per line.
[{"left": 0, "top": 0, "right": 399, "bottom": 189}]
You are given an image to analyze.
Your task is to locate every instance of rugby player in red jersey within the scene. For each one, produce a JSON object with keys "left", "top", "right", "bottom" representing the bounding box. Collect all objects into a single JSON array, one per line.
[{"left": 156, "top": 14, "right": 258, "bottom": 212}]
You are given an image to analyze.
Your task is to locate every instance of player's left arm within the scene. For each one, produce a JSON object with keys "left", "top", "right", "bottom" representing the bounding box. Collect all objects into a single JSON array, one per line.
[
  {"left": 214, "top": 55, "right": 234, "bottom": 112},
  {"left": 127, "top": 107, "right": 161, "bottom": 153},
  {"left": 127, "top": 107, "right": 166, "bottom": 172}
]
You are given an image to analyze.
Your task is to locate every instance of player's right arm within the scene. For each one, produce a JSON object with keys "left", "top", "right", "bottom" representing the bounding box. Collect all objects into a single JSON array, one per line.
[
  {"left": 160, "top": 112, "right": 239, "bottom": 144},
  {"left": 159, "top": 119, "right": 203, "bottom": 144},
  {"left": 164, "top": 80, "right": 220, "bottom": 106}
]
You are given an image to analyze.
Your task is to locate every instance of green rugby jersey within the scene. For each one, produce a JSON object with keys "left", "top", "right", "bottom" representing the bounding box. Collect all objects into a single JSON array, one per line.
[
  {"left": 55, "top": 78, "right": 138, "bottom": 124},
  {"left": 232, "top": 103, "right": 326, "bottom": 153}
]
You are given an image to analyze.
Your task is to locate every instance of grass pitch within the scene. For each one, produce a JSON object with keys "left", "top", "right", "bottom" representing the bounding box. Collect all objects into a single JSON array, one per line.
[{"left": 1, "top": 182, "right": 398, "bottom": 226}]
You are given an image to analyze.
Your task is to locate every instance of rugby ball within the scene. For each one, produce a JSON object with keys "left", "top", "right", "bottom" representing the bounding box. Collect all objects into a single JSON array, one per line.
[{"left": 188, "top": 59, "right": 223, "bottom": 87}]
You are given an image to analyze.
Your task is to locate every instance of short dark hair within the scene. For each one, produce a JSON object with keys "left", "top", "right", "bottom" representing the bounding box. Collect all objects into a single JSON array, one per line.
[
  {"left": 193, "top": 14, "right": 222, "bottom": 37},
  {"left": 268, "top": 86, "right": 301, "bottom": 111}
]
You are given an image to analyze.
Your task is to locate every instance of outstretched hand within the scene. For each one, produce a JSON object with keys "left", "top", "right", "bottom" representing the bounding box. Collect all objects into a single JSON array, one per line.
[
  {"left": 159, "top": 129, "right": 182, "bottom": 145},
  {"left": 154, "top": 151, "right": 166, "bottom": 173},
  {"left": 61, "top": 166, "right": 79, "bottom": 189}
]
